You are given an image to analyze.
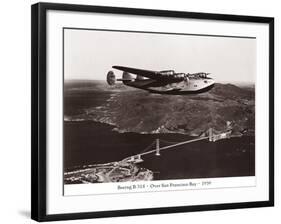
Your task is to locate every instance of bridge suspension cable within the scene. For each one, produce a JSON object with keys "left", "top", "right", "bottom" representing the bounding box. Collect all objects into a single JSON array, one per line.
[
  {"left": 139, "top": 137, "right": 209, "bottom": 157},
  {"left": 122, "top": 136, "right": 209, "bottom": 162},
  {"left": 122, "top": 127, "right": 234, "bottom": 163},
  {"left": 159, "top": 139, "right": 186, "bottom": 145},
  {"left": 139, "top": 140, "right": 157, "bottom": 154}
]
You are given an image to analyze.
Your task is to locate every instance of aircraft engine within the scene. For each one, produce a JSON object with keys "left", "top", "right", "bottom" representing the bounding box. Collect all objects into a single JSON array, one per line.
[
  {"left": 123, "top": 71, "right": 134, "bottom": 81},
  {"left": 107, "top": 71, "right": 116, "bottom": 85},
  {"left": 184, "top": 75, "right": 189, "bottom": 83},
  {"left": 136, "top": 75, "right": 145, "bottom": 80}
]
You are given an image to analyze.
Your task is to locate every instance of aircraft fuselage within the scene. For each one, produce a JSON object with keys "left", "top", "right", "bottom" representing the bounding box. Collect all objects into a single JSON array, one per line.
[
  {"left": 123, "top": 78, "right": 215, "bottom": 94},
  {"left": 107, "top": 66, "right": 215, "bottom": 95}
]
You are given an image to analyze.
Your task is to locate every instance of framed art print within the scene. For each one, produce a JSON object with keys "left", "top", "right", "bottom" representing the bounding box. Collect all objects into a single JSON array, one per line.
[{"left": 31, "top": 2, "right": 274, "bottom": 222}]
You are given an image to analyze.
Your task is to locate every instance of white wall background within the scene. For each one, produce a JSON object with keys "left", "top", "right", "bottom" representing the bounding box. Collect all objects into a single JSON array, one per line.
[{"left": 0, "top": 0, "right": 279, "bottom": 223}]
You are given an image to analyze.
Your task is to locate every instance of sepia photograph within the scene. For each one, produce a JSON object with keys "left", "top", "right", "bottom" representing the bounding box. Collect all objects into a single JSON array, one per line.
[
  {"left": 31, "top": 3, "right": 274, "bottom": 221},
  {"left": 63, "top": 28, "right": 256, "bottom": 186}
]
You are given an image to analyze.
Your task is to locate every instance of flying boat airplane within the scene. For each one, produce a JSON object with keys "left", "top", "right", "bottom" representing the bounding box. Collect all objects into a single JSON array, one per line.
[{"left": 106, "top": 66, "right": 215, "bottom": 94}]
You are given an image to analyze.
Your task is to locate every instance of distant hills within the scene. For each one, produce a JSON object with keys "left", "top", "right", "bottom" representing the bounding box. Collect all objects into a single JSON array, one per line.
[{"left": 66, "top": 80, "right": 255, "bottom": 136}]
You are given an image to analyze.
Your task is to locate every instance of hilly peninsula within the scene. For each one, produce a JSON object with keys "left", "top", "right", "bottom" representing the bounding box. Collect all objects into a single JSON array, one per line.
[{"left": 66, "top": 80, "right": 255, "bottom": 136}]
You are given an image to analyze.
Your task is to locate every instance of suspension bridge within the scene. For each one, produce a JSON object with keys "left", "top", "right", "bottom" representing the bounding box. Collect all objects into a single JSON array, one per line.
[{"left": 122, "top": 128, "right": 233, "bottom": 164}]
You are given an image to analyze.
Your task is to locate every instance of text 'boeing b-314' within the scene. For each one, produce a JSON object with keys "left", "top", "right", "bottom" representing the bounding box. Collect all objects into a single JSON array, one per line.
[{"left": 107, "top": 66, "right": 215, "bottom": 95}]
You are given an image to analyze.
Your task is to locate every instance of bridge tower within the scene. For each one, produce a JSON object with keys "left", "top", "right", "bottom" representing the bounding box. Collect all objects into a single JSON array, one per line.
[
  {"left": 135, "top": 154, "right": 143, "bottom": 163},
  {"left": 208, "top": 128, "right": 213, "bottom": 142},
  {"left": 155, "top": 138, "right": 160, "bottom": 156}
]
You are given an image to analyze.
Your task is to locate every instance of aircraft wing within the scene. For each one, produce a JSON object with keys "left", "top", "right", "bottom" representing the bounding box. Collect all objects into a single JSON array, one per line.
[
  {"left": 113, "top": 65, "right": 186, "bottom": 83},
  {"left": 112, "top": 66, "right": 162, "bottom": 80}
]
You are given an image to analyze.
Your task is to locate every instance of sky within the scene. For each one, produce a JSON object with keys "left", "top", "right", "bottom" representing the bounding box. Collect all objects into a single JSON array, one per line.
[{"left": 64, "top": 28, "right": 256, "bottom": 84}]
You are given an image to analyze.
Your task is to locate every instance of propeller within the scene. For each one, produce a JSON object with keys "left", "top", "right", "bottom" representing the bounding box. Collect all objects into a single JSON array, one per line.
[{"left": 106, "top": 71, "right": 116, "bottom": 85}]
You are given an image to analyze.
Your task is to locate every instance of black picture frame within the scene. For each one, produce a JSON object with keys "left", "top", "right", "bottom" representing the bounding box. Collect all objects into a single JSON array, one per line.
[{"left": 31, "top": 2, "right": 274, "bottom": 222}]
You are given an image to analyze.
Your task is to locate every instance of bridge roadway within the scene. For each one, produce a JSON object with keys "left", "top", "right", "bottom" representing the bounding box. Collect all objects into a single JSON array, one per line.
[{"left": 123, "top": 136, "right": 209, "bottom": 161}]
